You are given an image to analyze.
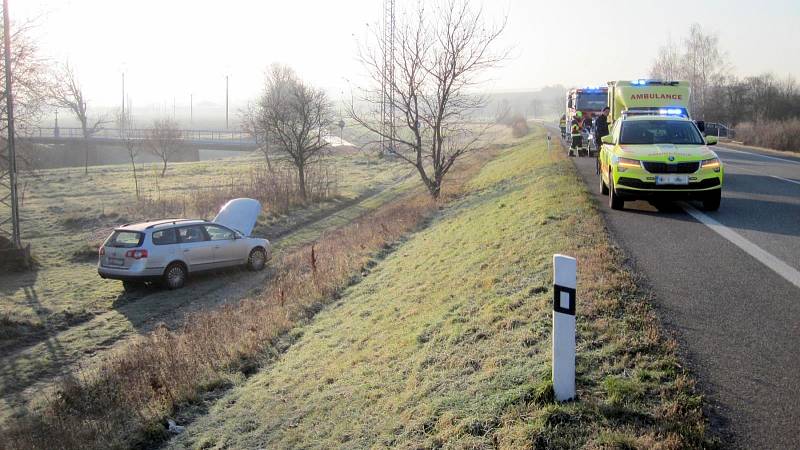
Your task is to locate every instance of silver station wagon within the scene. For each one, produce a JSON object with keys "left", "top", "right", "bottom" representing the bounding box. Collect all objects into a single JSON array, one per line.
[{"left": 98, "top": 198, "right": 271, "bottom": 289}]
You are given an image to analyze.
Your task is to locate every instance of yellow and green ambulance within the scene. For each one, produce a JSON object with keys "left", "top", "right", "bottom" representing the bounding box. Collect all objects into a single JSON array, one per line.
[{"left": 599, "top": 80, "right": 723, "bottom": 211}]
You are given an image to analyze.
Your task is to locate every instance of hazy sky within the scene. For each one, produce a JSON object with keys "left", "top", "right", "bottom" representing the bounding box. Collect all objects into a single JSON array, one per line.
[{"left": 14, "top": 0, "right": 800, "bottom": 113}]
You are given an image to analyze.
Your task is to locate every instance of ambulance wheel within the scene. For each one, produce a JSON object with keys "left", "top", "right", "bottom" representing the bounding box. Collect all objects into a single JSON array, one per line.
[
  {"left": 702, "top": 189, "right": 721, "bottom": 211},
  {"left": 600, "top": 170, "right": 609, "bottom": 195},
  {"left": 609, "top": 170, "right": 624, "bottom": 210}
]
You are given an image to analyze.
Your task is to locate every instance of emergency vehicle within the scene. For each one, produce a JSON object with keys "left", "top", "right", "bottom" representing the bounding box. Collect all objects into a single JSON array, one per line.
[
  {"left": 598, "top": 80, "right": 723, "bottom": 211},
  {"left": 607, "top": 80, "right": 691, "bottom": 123},
  {"left": 564, "top": 87, "right": 608, "bottom": 139}
]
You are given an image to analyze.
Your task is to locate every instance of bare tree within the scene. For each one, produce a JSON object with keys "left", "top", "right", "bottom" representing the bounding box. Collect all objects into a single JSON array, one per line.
[
  {"left": 682, "top": 24, "right": 729, "bottom": 118},
  {"left": 495, "top": 98, "right": 512, "bottom": 124},
  {"left": 240, "top": 101, "right": 274, "bottom": 173},
  {"left": 254, "top": 64, "right": 332, "bottom": 200},
  {"left": 350, "top": 0, "right": 507, "bottom": 199},
  {"left": 0, "top": 18, "right": 49, "bottom": 172},
  {"left": 49, "top": 63, "right": 108, "bottom": 174},
  {"left": 116, "top": 100, "right": 141, "bottom": 198},
  {"left": 145, "top": 118, "right": 181, "bottom": 177},
  {"left": 649, "top": 38, "right": 681, "bottom": 80}
]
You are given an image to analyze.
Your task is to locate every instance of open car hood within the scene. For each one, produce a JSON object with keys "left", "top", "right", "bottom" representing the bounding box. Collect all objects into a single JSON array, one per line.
[{"left": 213, "top": 198, "right": 261, "bottom": 237}]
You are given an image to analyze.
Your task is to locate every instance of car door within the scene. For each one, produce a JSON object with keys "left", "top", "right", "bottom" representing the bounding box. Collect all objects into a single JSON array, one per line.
[
  {"left": 177, "top": 225, "right": 215, "bottom": 272},
  {"left": 203, "top": 224, "right": 245, "bottom": 267}
]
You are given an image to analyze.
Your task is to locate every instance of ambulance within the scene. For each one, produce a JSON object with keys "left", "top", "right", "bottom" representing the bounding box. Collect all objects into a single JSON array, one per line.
[
  {"left": 607, "top": 80, "right": 691, "bottom": 123},
  {"left": 598, "top": 80, "right": 723, "bottom": 211}
]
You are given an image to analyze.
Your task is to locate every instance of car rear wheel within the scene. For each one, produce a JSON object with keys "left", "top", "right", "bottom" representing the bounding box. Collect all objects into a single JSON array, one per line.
[
  {"left": 609, "top": 170, "right": 624, "bottom": 210},
  {"left": 702, "top": 189, "right": 721, "bottom": 211},
  {"left": 163, "top": 262, "right": 187, "bottom": 290},
  {"left": 247, "top": 248, "right": 267, "bottom": 271}
]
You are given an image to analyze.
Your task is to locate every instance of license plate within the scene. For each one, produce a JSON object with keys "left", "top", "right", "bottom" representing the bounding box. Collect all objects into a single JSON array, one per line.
[
  {"left": 655, "top": 175, "right": 689, "bottom": 185},
  {"left": 108, "top": 257, "right": 124, "bottom": 266}
]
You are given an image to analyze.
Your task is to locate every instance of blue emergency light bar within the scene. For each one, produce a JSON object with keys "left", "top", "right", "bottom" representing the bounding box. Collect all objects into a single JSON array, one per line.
[
  {"left": 629, "top": 79, "right": 680, "bottom": 86},
  {"left": 659, "top": 108, "right": 685, "bottom": 116}
]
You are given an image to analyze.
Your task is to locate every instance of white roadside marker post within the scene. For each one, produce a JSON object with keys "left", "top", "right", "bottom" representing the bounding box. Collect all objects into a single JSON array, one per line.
[{"left": 552, "top": 254, "right": 576, "bottom": 402}]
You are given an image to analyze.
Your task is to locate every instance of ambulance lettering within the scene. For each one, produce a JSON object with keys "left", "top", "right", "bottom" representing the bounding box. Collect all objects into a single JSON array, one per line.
[{"left": 630, "top": 94, "right": 683, "bottom": 100}]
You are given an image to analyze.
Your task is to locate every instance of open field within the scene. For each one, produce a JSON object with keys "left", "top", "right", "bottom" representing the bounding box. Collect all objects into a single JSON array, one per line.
[
  {"left": 0, "top": 149, "right": 412, "bottom": 423},
  {"left": 164, "top": 128, "right": 713, "bottom": 449},
  {"left": 0, "top": 125, "right": 519, "bottom": 449}
]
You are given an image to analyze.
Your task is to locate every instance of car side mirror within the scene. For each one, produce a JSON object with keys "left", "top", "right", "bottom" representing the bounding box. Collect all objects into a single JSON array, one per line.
[
  {"left": 601, "top": 135, "right": 614, "bottom": 144},
  {"left": 696, "top": 120, "right": 706, "bottom": 133},
  {"left": 705, "top": 136, "right": 718, "bottom": 146}
]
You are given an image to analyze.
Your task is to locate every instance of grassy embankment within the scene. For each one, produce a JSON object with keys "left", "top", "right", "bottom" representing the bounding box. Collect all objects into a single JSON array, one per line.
[
  {"left": 0, "top": 151, "right": 410, "bottom": 424},
  {"left": 0, "top": 127, "right": 516, "bottom": 449},
  {"left": 168, "top": 128, "right": 713, "bottom": 449}
]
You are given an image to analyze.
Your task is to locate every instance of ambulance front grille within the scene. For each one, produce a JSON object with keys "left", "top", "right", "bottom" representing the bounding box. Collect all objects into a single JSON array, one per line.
[{"left": 642, "top": 161, "right": 700, "bottom": 174}]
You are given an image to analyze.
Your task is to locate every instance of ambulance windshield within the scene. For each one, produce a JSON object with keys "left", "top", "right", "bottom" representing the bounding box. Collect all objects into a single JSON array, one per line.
[{"left": 619, "top": 120, "right": 705, "bottom": 145}]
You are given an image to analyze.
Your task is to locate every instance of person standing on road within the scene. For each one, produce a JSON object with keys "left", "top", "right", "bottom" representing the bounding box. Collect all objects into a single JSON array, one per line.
[
  {"left": 570, "top": 111, "right": 583, "bottom": 157},
  {"left": 595, "top": 107, "right": 610, "bottom": 148},
  {"left": 594, "top": 107, "right": 610, "bottom": 173}
]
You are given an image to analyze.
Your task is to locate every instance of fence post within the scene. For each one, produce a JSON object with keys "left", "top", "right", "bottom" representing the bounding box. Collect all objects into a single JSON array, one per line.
[{"left": 552, "top": 254, "right": 576, "bottom": 402}]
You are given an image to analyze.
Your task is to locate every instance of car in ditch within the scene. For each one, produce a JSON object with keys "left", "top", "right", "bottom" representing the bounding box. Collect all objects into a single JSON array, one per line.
[
  {"left": 598, "top": 115, "right": 724, "bottom": 211},
  {"left": 98, "top": 198, "right": 271, "bottom": 289}
]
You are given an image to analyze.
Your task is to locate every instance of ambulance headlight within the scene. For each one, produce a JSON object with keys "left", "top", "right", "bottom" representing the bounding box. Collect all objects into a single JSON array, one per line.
[
  {"left": 613, "top": 156, "right": 641, "bottom": 172},
  {"left": 701, "top": 157, "right": 722, "bottom": 172}
]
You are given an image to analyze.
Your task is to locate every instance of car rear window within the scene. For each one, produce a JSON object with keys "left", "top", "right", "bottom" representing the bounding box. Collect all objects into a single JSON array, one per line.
[
  {"left": 106, "top": 230, "right": 144, "bottom": 248},
  {"left": 152, "top": 228, "right": 178, "bottom": 245},
  {"left": 620, "top": 120, "right": 704, "bottom": 145}
]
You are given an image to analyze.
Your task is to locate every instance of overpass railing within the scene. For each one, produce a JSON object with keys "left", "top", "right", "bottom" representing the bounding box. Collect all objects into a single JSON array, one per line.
[{"left": 25, "top": 127, "right": 256, "bottom": 143}]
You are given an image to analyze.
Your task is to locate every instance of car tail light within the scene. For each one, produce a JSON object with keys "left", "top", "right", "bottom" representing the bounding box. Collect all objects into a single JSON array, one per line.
[
  {"left": 99, "top": 246, "right": 105, "bottom": 256},
  {"left": 125, "top": 249, "right": 148, "bottom": 259}
]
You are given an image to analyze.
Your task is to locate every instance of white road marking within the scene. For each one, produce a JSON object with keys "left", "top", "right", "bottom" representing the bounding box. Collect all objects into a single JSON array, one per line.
[
  {"left": 682, "top": 203, "right": 800, "bottom": 290},
  {"left": 771, "top": 175, "right": 800, "bottom": 186},
  {"left": 717, "top": 146, "right": 800, "bottom": 165}
]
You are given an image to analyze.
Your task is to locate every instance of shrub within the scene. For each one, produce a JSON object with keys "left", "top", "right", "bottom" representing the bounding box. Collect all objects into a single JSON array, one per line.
[{"left": 734, "top": 119, "right": 800, "bottom": 152}]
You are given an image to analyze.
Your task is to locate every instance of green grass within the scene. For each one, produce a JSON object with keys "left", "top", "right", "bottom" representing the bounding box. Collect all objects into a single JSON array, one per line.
[
  {"left": 0, "top": 151, "right": 411, "bottom": 424},
  {"left": 167, "top": 129, "right": 713, "bottom": 449}
]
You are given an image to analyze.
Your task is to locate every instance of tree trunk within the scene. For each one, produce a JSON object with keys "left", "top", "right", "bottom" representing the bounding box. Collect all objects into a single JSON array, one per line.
[
  {"left": 131, "top": 158, "right": 140, "bottom": 199},
  {"left": 84, "top": 139, "right": 89, "bottom": 175},
  {"left": 161, "top": 158, "right": 167, "bottom": 177},
  {"left": 298, "top": 164, "right": 307, "bottom": 201},
  {"left": 429, "top": 180, "right": 441, "bottom": 199}
]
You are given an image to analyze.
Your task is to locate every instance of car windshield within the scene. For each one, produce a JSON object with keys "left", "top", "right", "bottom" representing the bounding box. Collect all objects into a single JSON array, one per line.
[
  {"left": 619, "top": 120, "right": 705, "bottom": 145},
  {"left": 576, "top": 93, "right": 606, "bottom": 111},
  {"left": 106, "top": 230, "right": 144, "bottom": 248}
]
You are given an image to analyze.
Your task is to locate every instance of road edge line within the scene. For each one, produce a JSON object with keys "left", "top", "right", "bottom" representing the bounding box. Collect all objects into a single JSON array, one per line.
[
  {"left": 717, "top": 146, "right": 800, "bottom": 165},
  {"left": 682, "top": 203, "right": 800, "bottom": 290}
]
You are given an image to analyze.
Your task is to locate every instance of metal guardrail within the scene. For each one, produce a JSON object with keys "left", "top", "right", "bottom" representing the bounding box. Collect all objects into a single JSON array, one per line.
[
  {"left": 23, "top": 127, "right": 256, "bottom": 143},
  {"left": 705, "top": 122, "right": 735, "bottom": 139}
]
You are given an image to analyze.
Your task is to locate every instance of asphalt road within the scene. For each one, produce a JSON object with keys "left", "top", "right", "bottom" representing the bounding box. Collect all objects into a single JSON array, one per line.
[{"left": 550, "top": 125, "right": 800, "bottom": 448}]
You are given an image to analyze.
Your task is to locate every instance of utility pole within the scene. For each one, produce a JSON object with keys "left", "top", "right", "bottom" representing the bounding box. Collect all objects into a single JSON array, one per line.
[
  {"left": 225, "top": 75, "right": 229, "bottom": 129},
  {"left": 1, "top": 0, "right": 21, "bottom": 248},
  {"left": 380, "top": 0, "right": 396, "bottom": 155}
]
